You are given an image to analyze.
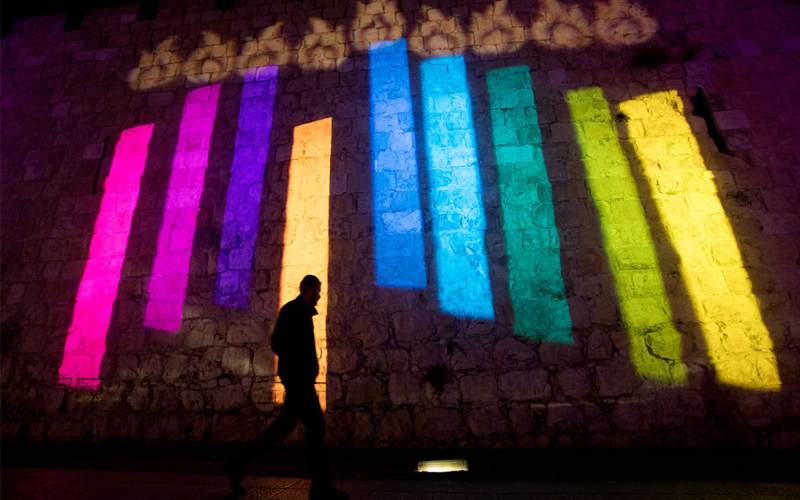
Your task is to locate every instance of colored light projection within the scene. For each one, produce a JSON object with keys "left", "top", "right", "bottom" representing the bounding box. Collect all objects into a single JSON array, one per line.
[
  {"left": 59, "top": 124, "right": 154, "bottom": 388},
  {"left": 420, "top": 56, "right": 494, "bottom": 320},
  {"left": 278, "top": 118, "right": 332, "bottom": 405},
  {"left": 486, "top": 66, "right": 572, "bottom": 342},
  {"left": 619, "top": 92, "right": 780, "bottom": 390},
  {"left": 369, "top": 39, "right": 426, "bottom": 289},
  {"left": 143, "top": 84, "right": 221, "bottom": 331},
  {"left": 214, "top": 66, "right": 279, "bottom": 308},
  {"left": 566, "top": 87, "right": 687, "bottom": 384}
]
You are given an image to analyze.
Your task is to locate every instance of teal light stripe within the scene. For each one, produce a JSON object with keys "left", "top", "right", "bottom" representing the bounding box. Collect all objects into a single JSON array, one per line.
[{"left": 487, "top": 66, "right": 572, "bottom": 342}]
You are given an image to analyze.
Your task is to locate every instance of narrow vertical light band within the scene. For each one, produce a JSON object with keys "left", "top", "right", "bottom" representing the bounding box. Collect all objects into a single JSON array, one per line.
[
  {"left": 486, "top": 66, "right": 572, "bottom": 342},
  {"left": 619, "top": 91, "right": 780, "bottom": 390},
  {"left": 278, "top": 118, "right": 332, "bottom": 407},
  {"left": 420, "top": 56, "right": 494, "bottom": 320},
  {"left": 144, "top": 84, "right": 221, "bottom": 332},
  {"left": 369, "top": 39, "right": 426, "bottom": 289},
  {"left": 214, "top": 66, "right": 279, "bottom": 308},
  {"left": 59, "top": 124, "right": 154, "bottom": 388},
  {"left": 566, "top": 87, "right": 686, "bottom": 385}
]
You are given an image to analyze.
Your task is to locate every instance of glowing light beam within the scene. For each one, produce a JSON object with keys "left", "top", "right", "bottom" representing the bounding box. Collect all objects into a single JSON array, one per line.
[
  {"left": 144, "top": 84, "right": 221, "bottom": 332},
  {"left": 420, "top": 55, "right": 494, "bottom": 320},
  {"left": 566, "top": 87, "right": 687, "bottom": 385},
  {"left": 59, "top": 124, "right": 154, "bottom": 388},
  {"left": 487, "top": 66, "right": 572, "bottom": 342},
  {"left": 214, "top": 66, "right": 279, "bottom": 308},
  {"left": 369, "top": 39, "right": 426, "bottom": 289},
  {"left": 278, "top": 118, "right": 333, "bottom": 407},
  {"left": 619, "top": 91, "right": 780, "bottom": 390}
]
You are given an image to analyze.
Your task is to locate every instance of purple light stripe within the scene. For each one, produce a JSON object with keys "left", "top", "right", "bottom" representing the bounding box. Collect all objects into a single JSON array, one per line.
[
  {"left": 143, "top": 84, "right": 221, "bottom": 331},
  {"left": 214, "top": 66, "right": 279, "bottom": 308},
  {"left": 59, "top": 124, "right": 154, "bottom": 388}
]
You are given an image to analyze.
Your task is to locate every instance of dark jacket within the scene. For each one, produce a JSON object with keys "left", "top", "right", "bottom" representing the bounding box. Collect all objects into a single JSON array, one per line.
[{"left": 271, "top": 295, "right": 319, "bottom": 386}]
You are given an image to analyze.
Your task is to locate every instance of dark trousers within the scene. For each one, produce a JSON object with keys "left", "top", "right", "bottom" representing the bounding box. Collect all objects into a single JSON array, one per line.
[{"left": 237, "top": 383, "right": 331, "bottom": 484}]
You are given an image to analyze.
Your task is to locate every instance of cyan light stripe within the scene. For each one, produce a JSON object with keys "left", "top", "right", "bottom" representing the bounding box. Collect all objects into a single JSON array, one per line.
[
  {"left": 369, "top": 39, "right": 426, "bottom": 288},
  {"left": 487, "top": 66, "right": 571, "bottom": 342},
  {"left": 420, "top": 55, "right": 494, "bottom": 320},
  {"left": 214, "top": 66, "right": 279, "bottom": 308}
]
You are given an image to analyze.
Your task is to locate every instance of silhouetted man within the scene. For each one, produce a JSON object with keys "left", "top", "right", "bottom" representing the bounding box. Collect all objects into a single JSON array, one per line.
[{"left": 226, "top": 275, "right": 347, "bottom": 500}]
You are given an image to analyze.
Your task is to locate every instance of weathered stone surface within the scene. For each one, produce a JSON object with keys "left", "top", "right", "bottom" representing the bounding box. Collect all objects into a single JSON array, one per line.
[
  {"left": 163, "top": 355, "right": 188, "bottom": 383},
  {"left": 67, "top": 390, "right": 93, "bottom": 412},
  {"left": 48, "top": 417, "right": 86, "bottom": 440},
  {"left": 105, "top": 415, "right": 143, "bottom": 440},
  {"left": 392, "top": 311, "right": 433, "bottom": 343},
  {"left": 180, "top": 389, "right": 204, "bottom": 411},
  {"left": 213, "top": 385, "right": 248, "bottom": 411},
  {"left": 414, "top": 408, "right": 467, "bottom": 441},
  {"left": 596, "top": 365, "right": 639, "bottom": 397},
  {"left": 127, "top": 386, "right": 150, "bottom": 411},
  {"left": 136, "top": 355, "right": 165, "bottom": 382},
  {"left": 386, "top": 350, "right": 410, "bottom": 371},
  {"left": 43, "top": 387, "right": 65, "bottom": 414},
  {"left": 351, "top": 411, "right": 373, "bottom": 443},
  {"left": 612, "top": 398, "right": 657, "bottom": 431},
  {"left": 467, "top": 407, "right": 509, "bottom": 436},
  {"left": 557, "top": 367, "right": 591, "bottom": 399},
  {"left": 227, "top": 319, "right": 267, "bottom": 344},
  {"left": 144, "top": 415, "right": 184, "bottom": 441},
  {"left": 587, "top": 329, "right": 613, "bottom": 360},
  {"left": 116, "top": 355, "right": 138, "bottom": 380},
  {"left": 222, "top": 347, "right": 252, "bottom": 376},
  {"left": 451, "top": 340, "right": 489, "bottom": 371},
  {"left": 547, "top": 403, "right": 585, "bottom": 429},
  {"left": 493, "top": 337, "right": 538, "bottom": 369},
  {"left": 346, "top": 376, "right": 384, "bottom": 405},
  {"left": 184, "top": 319, "right": 223, "bottom": 349},
  {"left": 460, "top": 372, "right": 498, "bottom": 403},
  {"left": 498, "top": 370, "right": 551, "bottom": 401},
  {"left": 539, "top": 342, "right": 584, "bottom": 365},
  {"left": 328, "top": 347, "right": 361, "bottom": 374},
  {"left": 378, "top": 410, "right": 412, "bottom": 442},
  {"left": 95, "top": 382, "right": 128, "bottom": 411},
  {"left": 389, "top": 372, "right": 420, "bottom": 405},
  {"left": 211, "top": 414, "right": 255, "bottom": 442},
  {"left": 351, "top": 315, "right": 389, "bottom": 348},
  {"left": 252, "top": 348, "right": 276, "bottom": 377},
  {"left": 508, "top": 406, "right": 535, "bottom": 436}
]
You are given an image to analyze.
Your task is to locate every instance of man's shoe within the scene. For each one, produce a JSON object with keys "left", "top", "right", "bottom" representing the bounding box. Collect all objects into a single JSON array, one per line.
[
  {"left": 309, "top": 483, "right": 349, "bottom": 500},
  {"left": 224, "top": 461, "right": 248, "bottom": 496}
]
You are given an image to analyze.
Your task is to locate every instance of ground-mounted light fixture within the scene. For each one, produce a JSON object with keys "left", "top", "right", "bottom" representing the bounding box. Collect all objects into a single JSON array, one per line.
[{"left": 416, "top": 459, "right": 468, "bottom": 473}]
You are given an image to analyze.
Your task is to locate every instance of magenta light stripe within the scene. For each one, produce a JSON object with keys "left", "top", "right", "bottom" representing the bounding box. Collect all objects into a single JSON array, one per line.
[
  {"left": 59, "top": 124, "right": 154, "bottom": 388},
  {"left": 143, "top": 85, "right": 221, "bottom": 332}
]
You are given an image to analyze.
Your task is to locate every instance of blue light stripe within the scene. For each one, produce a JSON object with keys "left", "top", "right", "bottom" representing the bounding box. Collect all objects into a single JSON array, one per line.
[
  {"left": 420, "top": 56, "right": 494, "bottom": 319},
  {"left": 369, "top": 39, "right": 427, "bottom": 288}
]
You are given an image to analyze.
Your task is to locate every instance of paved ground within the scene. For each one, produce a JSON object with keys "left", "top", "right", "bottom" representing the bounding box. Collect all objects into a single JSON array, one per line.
[
  {"left": 3, "top": 467, "right": 800, "bottom": 500},
  {"left": 2, "top": 445, "right": 798, "bottom": 500}
]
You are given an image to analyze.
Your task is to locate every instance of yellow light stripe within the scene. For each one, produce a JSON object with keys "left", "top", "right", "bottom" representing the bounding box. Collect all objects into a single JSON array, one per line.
[
  {"left": 619, "top": 91, "right": 780, "bottom": 390},
  {"left": 277, "top": 117, "right": 333, "bottom": 408}
]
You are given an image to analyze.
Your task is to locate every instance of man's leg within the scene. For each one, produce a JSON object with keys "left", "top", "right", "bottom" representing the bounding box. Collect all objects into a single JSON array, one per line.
[
  {"left": 226, "top": 388, "right": 300, "bottom": 495},
  {"left": 295, "top": 385, "right": 348, "bottom": 500}
]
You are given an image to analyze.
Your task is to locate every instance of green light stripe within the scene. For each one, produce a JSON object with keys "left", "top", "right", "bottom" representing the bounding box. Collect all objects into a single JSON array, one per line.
[
  {"left": 487, "top": 66, "right": 572, "bottom": 342},
  {"left": 565, "top": 87, "right": 686, "bottom": 384}
]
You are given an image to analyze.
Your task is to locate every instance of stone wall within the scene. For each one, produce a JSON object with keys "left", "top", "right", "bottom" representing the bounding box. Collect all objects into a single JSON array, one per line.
[{"left": 1, "top": 0, "right": 799, "bottom": 449}]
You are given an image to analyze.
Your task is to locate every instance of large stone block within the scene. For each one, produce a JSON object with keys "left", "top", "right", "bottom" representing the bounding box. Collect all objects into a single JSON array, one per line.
[
  {"left": 389, "top": 372, "right": 420, "bottom": 405},
  {"left": 228, "top": 319, "right": 268, "bottom": 344},
  {"left": 557, "top": 367, "right": 591, "bottom": 399},
  {"left": 498, "top": 370, "right": 551, "bottom": 401},
  {"left": 328, "top": 346, "right": 361, "bottom": 373},
  {"left": 392, "top": 311, "right": 433, "bottom": 343},
  {"left": 252, "top": 348, "right": 276, "bottom": 377},
  {"left": 414, "top": 408, "right": 467, "bottom": 441},
  {"left": 351, "top": 314, "right": 389, "bottom": 347},
  {"left": 222, "top": 347, "right": 252, "bottom": 376},
  {"left": 213, "top": 385, "right": 249, "bottom": 411},
  {"left": 467, "top": 407, "right": 509, "bottom": 436},
  {"left": 493, "top": 337, "right": 538, "bottom": 369},
  {"left": 378, "top": 410, "right": 413, "bottom": 442},
  {"left": 547, "top": 403, "right": 585, "bottom": 429},
  {"left": 144, "top": 415, "right": 184, "bottom": 441},
  {"left": 346, "top": 376, "right": 384, "bottom": 405},
  {"left": 595, "top": 365, "right": 639, "bottom": 397},
  {"left": 460, "top": 372, "right": 498, "bottom": 403},
  {"left": 184, "top": 319, "right": 224, "bottom": 349}
]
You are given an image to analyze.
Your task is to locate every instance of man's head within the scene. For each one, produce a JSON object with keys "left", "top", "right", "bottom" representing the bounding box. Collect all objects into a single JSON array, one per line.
[{"left": 300, "top": 275, "right": 321, "bottom": 307}]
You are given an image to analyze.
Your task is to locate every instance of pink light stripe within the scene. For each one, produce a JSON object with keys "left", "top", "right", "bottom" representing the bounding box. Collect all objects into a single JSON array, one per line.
[
  {"left": 143, "top": 84, "right": 221, "bottom": 332},
  {"left": 59, "top": 124, "right": 154, "bottom": 389}
]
